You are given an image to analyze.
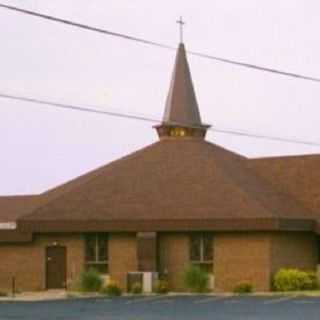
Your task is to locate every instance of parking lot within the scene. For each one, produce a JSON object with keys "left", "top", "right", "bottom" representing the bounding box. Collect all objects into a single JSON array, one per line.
[{"left": 1, "top": 295, "right": 320, "bottom": 320}]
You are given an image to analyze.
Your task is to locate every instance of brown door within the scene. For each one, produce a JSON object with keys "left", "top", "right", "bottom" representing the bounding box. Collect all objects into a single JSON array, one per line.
[{"left": 46, "top": 246, "right": 66, "bottom": 289}]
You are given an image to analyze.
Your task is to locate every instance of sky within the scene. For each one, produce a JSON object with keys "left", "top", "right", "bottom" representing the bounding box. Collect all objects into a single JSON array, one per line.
[{"left": 1, "top": 0, "right": 320, "bottom": 195}]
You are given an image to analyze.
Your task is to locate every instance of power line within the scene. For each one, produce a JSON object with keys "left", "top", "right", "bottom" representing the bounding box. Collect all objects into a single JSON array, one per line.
[
  {"left": 1, "top": 91, "right": 320, "bottom": 147},
  {"left": 210, "top": 127, "right": 320, "bottom": 147},
  {"left": 0, "top": 93, "right": 158, "bottom": 123},
  {"left": 188, "top": 50, "right": 320, "bottom": 83},
  {"left": 0, "top": 3, "right": 175, "bottom": 50},
  {"left": 1, "top": 3, "right": 320, "bottom": 83}
]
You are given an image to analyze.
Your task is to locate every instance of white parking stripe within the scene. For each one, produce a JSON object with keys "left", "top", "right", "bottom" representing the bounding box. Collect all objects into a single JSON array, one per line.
[
  {"left": 125, "top": 296, "right": 167, "bottom": 305},
  {"left": 152, "top": 299, "right": 173, "bottom": 304},
  {"left": 264, "top": 296, "right": 296, "bottom": 305},
  {"left": 225, "top": 299, "right": 241, "bottom": 304},
  {"left": 295, "top": 300, "right": 316, "bottom": 304},
  {"left": 194, "top": 296, "right": 230, "bottom": 304}
]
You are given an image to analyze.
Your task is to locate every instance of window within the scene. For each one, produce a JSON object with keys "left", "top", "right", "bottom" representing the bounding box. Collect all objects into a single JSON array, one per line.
[
  {"left": 170, "top": 127, "right": 186, "bottom": 137},
  {"left": 190, "top": 233, "right": 213, "bottom": 263},
  {"left": 85, "top": 233, "right": 108, "bottom": 273}
]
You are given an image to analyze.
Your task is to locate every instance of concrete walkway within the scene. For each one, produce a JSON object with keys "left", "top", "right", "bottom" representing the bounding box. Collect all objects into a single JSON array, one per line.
[
  {"left": 1, "top": 290, "right": 320, "bottom": 302},
  {"left": 0, "top": 290, "right": 69, "bottom": 301}
]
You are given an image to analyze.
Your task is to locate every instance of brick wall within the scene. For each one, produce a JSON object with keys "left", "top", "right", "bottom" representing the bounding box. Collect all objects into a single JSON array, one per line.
[
  {"left": 0, "top": 231, "right": 318, "bottom": 294},
  {"left": 0, "top": 233, "right": 84, "bottom": 293},
  {"left": 0, "top": 232, "right": 138, "bottom": 293},
  {"left": 108, "top": 233, "right": 137, "bottom": 291},
  {"left": 0, "top": 242, "right": 43, "bottom": 292},
  {"left": 271, "top": 232, "right": 318, "bottom": 275},
  {"left": 214, "top": 232, "right": 318, "bottom": 292},
  {"left": 158, "top": 233, "right": 190, "bottom": 291},
  {"left": 214, "top": 232, "right": 271, "bottom": 292}
]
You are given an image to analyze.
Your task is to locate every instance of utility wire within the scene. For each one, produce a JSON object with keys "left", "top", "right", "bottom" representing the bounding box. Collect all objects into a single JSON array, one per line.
[
  {"left": 0, "top": 3, "right": 175, "bottom": 50},
  {"left": 0, "top": 93, "right": 158, "bottom": 123},
  {"left": 1, "top": 92, "right": 320, "bottom": 147},
  {"left": 188, "top": 50, "right": 320, "bottom": 83},
  {"left": 1, "top": 3, "right": 320, "bottom": 83}
]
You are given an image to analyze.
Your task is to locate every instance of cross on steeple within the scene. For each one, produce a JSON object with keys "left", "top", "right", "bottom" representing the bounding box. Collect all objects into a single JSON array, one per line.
[
  {"left": 176, "top": 16, "right": 185, "bottom": 43},
  {"left": 154, "top": 37, "right": 210, "bottom": 140}
]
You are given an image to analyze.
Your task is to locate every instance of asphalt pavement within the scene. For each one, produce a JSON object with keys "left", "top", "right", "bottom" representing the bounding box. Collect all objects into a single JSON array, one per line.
[{"left": 1, "top": 295, "right": 320, "bottom": 320}]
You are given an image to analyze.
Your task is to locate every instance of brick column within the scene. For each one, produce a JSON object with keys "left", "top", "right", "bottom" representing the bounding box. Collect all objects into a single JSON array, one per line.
[
  {"left": 108, "top": 233, "right": 137, "bottom": 291},
  {"left": 137, "top": 232, "right": 157, "bottom": 271},
  {"left": 158, "top": 233, "right": 189, "bottom": 291}
]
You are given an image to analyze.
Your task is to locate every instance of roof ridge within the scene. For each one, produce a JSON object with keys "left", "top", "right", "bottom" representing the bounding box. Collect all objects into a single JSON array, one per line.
[
  {"left": 19, "top": 141, "right": 163, "bottom": 221},
  {"left": 248, "top": 153, "right": 320, "bottom": 161},
  {"left": 212, "top": 147, "right": 312, "bottom": 219},
  {"left": 0, "top": 195, "right": 38, "bottom": 199}
]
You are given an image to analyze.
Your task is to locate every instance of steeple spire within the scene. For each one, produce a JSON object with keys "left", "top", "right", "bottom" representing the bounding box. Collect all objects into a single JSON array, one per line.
[
  {"left": 163, "top": 42, "right": 202, "bottom": 127},
  {"left": 155, "top": 34, "right": 210, "bottom": 139}
]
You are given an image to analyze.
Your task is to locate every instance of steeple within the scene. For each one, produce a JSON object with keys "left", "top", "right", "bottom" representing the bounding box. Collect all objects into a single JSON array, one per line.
[{"left": 155, "top": 42, "right": 210, "bottom": 139}]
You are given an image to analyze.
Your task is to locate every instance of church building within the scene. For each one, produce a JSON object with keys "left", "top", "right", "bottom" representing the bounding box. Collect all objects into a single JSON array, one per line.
[{"left": 1, "top": 42, "right": 320, "bottom": 293}]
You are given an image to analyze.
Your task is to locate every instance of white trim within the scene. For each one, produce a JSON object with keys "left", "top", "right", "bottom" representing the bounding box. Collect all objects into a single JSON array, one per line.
[
  {"left": 194, "top": 296, "right": 229, "bottom": 304},
  {"left": 264, "top": 296, "right": 297, "bottom": 305},
  {"left": 0, "top": 222, "right": 16, "bottom": 230}
]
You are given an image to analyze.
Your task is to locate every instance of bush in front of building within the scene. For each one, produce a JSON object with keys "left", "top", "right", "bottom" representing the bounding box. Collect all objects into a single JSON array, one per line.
[
  {"left": 273, "top": 268, "right": 318, "bottom": 291},
  {"left": 154, "top": 280, "right": 169, "bottom": 294},
  {"left": 130, "top": 282, "right": 143, "bottom": 294},
  {"left": 79, "top": 268, "right": 103, "bottom": 292},
  {"left": 305, "top": 271, "right": 319, "bottom": 289},
  {"left": 100, "top": 281, "right": 122, "bottom": 296},
  {"left": 183, "top": 265, "right": 209, "bottom": 293},
  {"left": 233, "top": 282, "right": 253, "bottom": 294}
]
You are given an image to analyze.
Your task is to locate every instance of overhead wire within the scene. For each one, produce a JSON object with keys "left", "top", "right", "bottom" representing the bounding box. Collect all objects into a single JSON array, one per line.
[
  {"left": 1, "top": 92, "right": 320, "bottom": 147},
  {"left": 1, "top": 4, "right": 320, "bottom": 147},
  {"left": 0, "top": 3, "right": 320, "bottom": 83}
]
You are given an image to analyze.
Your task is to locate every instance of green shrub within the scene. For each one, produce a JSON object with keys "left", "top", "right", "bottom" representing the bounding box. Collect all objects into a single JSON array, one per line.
[
  {"left": 183, "top": 265, "right": 209, "bottom": 293},
  {"left": 273, "top": 269, "right": 318, "bottom": 291},
  {"left": 79, "top": 268, "right": 103, "bottom": 292},
  {"left": 101, "top": 281, "right": 122, "bottom": 296},
  {"left": 131, "top": 282, "right": 143, "bottom": 294},
  {"left": 0, "top": 291, "right": 7, "bottom": 297},
  {"left": 305, "top": 272, "right": 318, "bottom": 290},
  {"left": 154, "top": 280, "right": 169, "bottom": 294},
  {"left": 233, "top": 282, "right": 253, "bottom": 294}
]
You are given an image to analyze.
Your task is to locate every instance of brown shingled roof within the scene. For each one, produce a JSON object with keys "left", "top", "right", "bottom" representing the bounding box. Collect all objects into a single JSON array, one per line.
[
  {"left": 163, "top": 43, "right": 203, "bottom": 127},
  {"left": 0, "top": 195, "right": 40, "bottom": 223},
  {"left": 18, "top": 139, "right": 314, "bottom": 232},
  {"left": 0, "top": 162, "right": 110, "bottom": 224},
  {"left": 0, "top": 196, "right": 39, "bottom": 242},
  {"left": 247, "top": 154, "right": 320, "bottom": 220},
  {"left": 3, "top": 41, "right": 320, "bottom": 236}
]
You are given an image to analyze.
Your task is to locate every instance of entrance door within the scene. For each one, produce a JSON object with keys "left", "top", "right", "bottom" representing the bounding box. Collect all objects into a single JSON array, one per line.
[{"left": 46, "top": 246, "right": 66, "bottom": 289}]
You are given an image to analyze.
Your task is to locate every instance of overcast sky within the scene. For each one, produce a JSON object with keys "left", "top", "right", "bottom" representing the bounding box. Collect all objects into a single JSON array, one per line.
[{"left": 1, "top": 0, "right": 320, "bottom": 195}]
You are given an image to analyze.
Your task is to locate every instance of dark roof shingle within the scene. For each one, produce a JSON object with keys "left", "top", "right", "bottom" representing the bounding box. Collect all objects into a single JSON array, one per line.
[{"left": 18, "top": 139, "right": 314, "bottom": 232}]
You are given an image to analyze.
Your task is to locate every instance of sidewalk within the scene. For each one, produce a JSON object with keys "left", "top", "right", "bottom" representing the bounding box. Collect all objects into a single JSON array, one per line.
[
  {"left": 0, "top": 290, "right": 68, "bottom": 302},
  {"left": 1, "top": 290, "right": 320, "bottom": 302}
]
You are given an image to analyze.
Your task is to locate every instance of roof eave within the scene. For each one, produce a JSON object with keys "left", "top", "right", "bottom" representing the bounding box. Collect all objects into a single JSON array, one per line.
[{"left": 17, "top": 217, "right": 317, "bottom": 233}]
